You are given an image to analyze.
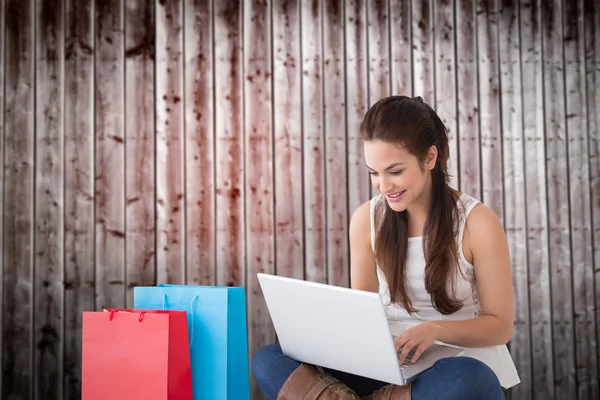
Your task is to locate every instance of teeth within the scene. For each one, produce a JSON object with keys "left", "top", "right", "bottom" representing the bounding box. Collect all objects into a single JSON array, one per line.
[{"left": 388, "top": 192, "right": 402, "bottom": 198}]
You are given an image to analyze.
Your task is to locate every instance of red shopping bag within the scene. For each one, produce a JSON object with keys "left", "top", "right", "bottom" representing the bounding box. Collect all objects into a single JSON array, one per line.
[{"left": 82, "top": 309, "right": 193, "bottom": 400}]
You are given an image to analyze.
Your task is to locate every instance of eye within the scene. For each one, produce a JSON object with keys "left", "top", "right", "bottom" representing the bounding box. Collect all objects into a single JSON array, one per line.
[
  {"left": 390, "top": 170, "right": 404, "bottom": 176},
  {"left": 368, "top": 171, "right": 378, "bottom": 176}
]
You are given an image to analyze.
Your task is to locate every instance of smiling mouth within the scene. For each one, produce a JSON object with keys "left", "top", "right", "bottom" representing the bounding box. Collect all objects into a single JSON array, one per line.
[{"left": 386, "top": 190, "right": 406, "bottom": 199}]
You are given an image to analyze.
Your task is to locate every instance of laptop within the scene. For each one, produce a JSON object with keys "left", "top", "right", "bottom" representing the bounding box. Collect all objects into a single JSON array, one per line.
[{"left": 257, "top": 273, "right": 464, "bottom": 385}]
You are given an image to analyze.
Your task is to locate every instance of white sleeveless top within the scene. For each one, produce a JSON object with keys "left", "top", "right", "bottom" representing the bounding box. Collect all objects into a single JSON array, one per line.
[{"left": 369, "top": 193, "right": 521, "bottom": 389}]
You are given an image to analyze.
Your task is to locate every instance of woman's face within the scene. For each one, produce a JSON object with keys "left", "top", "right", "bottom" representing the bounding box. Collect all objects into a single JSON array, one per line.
[{"left": 363, "top": 140, "right": 436, "bottom": 212}]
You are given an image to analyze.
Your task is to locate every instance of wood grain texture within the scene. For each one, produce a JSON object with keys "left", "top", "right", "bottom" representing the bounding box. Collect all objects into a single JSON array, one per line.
[
  {"left": 367, "top": 0, "right": 390, "bottom": 103},
  {"left": 367, "top": 0, "right": 389, "bottom": 200},
  {"left": 456, "top": 0, "right": 481, "bottom": 198},
  {"left": 95, "top": 0, "right": 125, "bottom": 310},
  {"left": 156, "top": 0, "right": 185, "bottom": 284},
  {"left": 543, "top": 0, "right": 577, "bottom": 397},
  {"left": 0, "top": 0, "right": 5, "bottom": 394},
  {"left": 124, "top": 0, "right": 156, "bottom": 306},
  {"left": 584, "top": 3, "right": 600, "bottom": 396},
  {"left": 244, "top": 2, "right": 275, "bottom": 398},
  {"left": 564, "top": 1, "right": 598, "bottom": 398},
  {"left": 434, "top": 0, "right": 458, "bottom": 189},
  {"left": 34, "top": 0, "right": 64, "bottom": 397},
  {"left": 520, "top": 0, "right": 554, "bottom": 398},
  {"left": 498, "top": 1, "right": 530, "bottom": 398},
  {"left": 274, "top": 0, "right": 304, "bottom": 281},
  {"left": 323, "top": 0, "right": 348, "bottom": 287},
  {"left": 389, "top": 0, "right": 412, "bottom": 97},
  {"left": 214, "top": 0, "right": 244, "bottom": 287},
  {"left": 64, "top": 0, "right": 95, "bottom": 396},
  {"left": 184, "top": 0, "right": 214, "bottom": 285},
  {"left": 301, "top": 0, "right": 326, "bottom": 283},
  {"left": 477, "top": 0, "right": 503, "bottom": 220},
  {"left": 412, "top": 0, "right": 434, "bottom": 104},
  {"left": 3, "top": 0, "right": 35, "bottom": 398},
  {"left": 346, "top": 0, "right": 370, "bottom": 221},
  {"left": 387, "top": 0, "right": 412, "bottom": 204}
]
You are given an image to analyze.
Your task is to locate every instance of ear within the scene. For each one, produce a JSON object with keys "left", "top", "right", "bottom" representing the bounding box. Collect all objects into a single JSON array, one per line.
[{"left": 424, "top": 145, "right": 437, "bottom": 171}]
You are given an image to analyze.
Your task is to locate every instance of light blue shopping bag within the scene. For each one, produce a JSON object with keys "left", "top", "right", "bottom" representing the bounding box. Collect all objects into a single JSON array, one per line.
[{"left": 134, "top": 284, "right": 250, "bottom": 400}]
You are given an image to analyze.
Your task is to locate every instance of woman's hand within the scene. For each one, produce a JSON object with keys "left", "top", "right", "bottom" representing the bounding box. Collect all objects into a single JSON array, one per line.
[{"left": 393, "top": 322, "right": 442, "bottom": 365}]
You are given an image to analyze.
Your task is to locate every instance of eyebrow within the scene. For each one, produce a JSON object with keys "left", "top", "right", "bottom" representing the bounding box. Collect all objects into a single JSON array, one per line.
[{"left": 366, "top": 162, "right": 404, "bottom": 171}]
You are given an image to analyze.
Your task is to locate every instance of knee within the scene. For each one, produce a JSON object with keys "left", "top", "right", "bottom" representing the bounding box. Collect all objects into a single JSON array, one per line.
[
  {"left": 251, "top": 344, "right": 283, "bottom": 383},
  {"left": 442, "top": 357, "right": 503, "bottom": 399}
]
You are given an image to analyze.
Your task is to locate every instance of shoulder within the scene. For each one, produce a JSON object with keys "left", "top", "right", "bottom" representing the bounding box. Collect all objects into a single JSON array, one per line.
[
  {"left": 464, "top": 202, "right": 503, "bottom": 236},
  {"left": 350, "top": 197, "right": 374, "bottom": 232},
  {"left": 463, "top": 201, "right": 508, "bottom": 256},
  {"left": 350, "top": 196, "right": 383, "bottom": 244}
]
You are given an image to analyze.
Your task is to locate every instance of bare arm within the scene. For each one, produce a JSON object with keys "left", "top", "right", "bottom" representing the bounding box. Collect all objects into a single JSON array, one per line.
[
  {"left": 349, "top": 200, "right": 379, "bottom": 293},
  {"left": 431, "top": 204, "right": 515, "bottom": 347}
]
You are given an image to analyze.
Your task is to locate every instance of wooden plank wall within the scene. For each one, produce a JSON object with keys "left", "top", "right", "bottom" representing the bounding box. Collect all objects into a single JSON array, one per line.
[{"left": 0, "top": 1, "right": 599, "bottom": 399}]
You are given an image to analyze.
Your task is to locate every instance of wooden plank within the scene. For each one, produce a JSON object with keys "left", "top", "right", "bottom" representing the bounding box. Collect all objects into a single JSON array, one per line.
[
  {"left": 3, "top": 1, "right": 34, "bottom": 398},
  {"left": 367, "top": 0, "right": 389, "bottom": 199},
  {"left": 346, "top": 0, "right": 370, "bottom": 223},
  {"left": 456, "top": 0, "right": 481, "bottom": 198},
  {"left": 584, "top": 2, "right": 600, "bottom": 397},
  {"left": 498, "top": 1, "right": 531, "bottom": 398},
  {"left": 300, "top": 0, "right": 326, "bottom": 283},
  {"left": 0, "top": 0, "right": 5, "bottom": 395},
  {"left": 323, "top": 0, "right": 348, "bottom": 287},
  {"left": 367, "top": 0, "right": 390, "bottom": 103},
  {"left": 412, "top": 0, "right": 434, "bottom": 104},
  {"left": 477, "top": 0, "right": 503, "bottom": 219},
  {"left": 184, "top": 0, "right": 214, "bottom": 286},
  {"left": 64, "top": 0, "right": 95, "bottom": 397},
  {"left": 433, "top": 0, "right": 458, "bottom": 189},
  {"left": 542, "top": 0, "right": 577, "bottom": 397},
  {"left": 214, "top": 0, "right": 244, "bottom": 287},
  {"left": 244, "top": 1, "right": 275, "bottom": 398},
  {"left": 274, "top": 0, "right": 303, "bottom": 281},
  {"left": 34, "top": 0, "right": 64, "bottom": 398},
  {"left": 387, "top": 0, "right": 412, "bottom": 200},
  {"left": 389, "top": 0, "right": 412, "bottom": 96},
  {"left": 156, "top": 0, "right": 185, "bottom": 284},
  {"left": 95, "top": 0, "right": 125, "bottom": 311},
  {"left": 520, "top": 0, "right": 554, "bottom": 398},
  {"left": 564, "top": 0, "right": 598, "bottom": 398},
  {"left": 124, "top": 0, "right": 156, "bottom": 306}
]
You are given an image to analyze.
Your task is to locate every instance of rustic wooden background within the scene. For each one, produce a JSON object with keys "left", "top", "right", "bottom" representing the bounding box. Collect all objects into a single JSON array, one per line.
[{"left": 0, "top": 0, "right": 598, "bottom": 399}]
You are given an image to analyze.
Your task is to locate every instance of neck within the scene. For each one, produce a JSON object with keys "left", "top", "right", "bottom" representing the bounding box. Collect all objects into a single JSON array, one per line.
[{"left": 406, "top": 176, "right": 433, "bottom": 236}]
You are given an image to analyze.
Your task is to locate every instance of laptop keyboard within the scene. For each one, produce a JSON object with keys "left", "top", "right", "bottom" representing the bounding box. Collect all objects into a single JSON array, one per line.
[
  {"left": 398, "top": 349, "right": 423, "bottom": 369},
  {"left": 399, "top": 359, "right": 420, "bottom": 369}
]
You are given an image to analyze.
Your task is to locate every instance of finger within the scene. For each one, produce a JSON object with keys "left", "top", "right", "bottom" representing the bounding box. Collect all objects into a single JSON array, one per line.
[
  {"left": 398, "top": 341, "right": 416, "bottom": 365},
  {"left": 398, "top": 342, "right": 415, "bottom": 365},
  {"left": 410, "top": 343, "right": 429, "bottom": 364},
  {"left": 394, "top": 334, "right": 411, "bottom": 354}
]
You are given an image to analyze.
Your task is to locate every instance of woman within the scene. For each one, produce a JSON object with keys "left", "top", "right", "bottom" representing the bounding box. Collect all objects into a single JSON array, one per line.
[{"left": 252, "top": 96, "right": 520, "bottom": 399}]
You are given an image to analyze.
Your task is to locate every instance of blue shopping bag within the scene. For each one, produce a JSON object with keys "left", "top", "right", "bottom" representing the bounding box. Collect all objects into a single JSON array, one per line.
[{"left": 134, "top": 284, "right": 250, "bottom": 400}]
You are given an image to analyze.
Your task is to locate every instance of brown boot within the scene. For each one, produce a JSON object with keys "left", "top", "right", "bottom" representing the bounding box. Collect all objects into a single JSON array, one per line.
[
  {"left": 364, "top": 384, "right": 412, "bottom": 400},
  {"left": 277, "top": 364, "right": 362, "bottom": 399}
]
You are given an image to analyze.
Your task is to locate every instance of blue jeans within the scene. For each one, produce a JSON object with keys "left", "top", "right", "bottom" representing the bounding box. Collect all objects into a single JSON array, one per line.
[{"left": 252, "top": 344, "right": 504, "bottom": 400}]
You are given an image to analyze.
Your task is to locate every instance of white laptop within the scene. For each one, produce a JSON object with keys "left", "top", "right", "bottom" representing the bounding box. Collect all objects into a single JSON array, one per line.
[{"left": 257, "top": 273, "right": 464, "bottom": 385}]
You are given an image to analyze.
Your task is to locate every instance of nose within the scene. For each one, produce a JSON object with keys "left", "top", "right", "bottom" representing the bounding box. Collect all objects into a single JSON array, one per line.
[{"left": 378, "top": 176, "right": 392, "bottom": 194}]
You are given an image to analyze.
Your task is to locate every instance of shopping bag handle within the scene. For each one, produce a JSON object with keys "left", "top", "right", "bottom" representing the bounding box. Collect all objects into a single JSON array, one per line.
[
  {"left": 106, "top": 309, "right": 146, "bottom": 322},
  {"left": 162, "top": 294, "right": 199, "bottom": 346}
]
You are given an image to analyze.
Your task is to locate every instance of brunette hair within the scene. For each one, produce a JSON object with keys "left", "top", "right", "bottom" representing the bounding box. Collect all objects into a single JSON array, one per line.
[{"left": 360, "top": 95, "right": 462, "bottom": 315}]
